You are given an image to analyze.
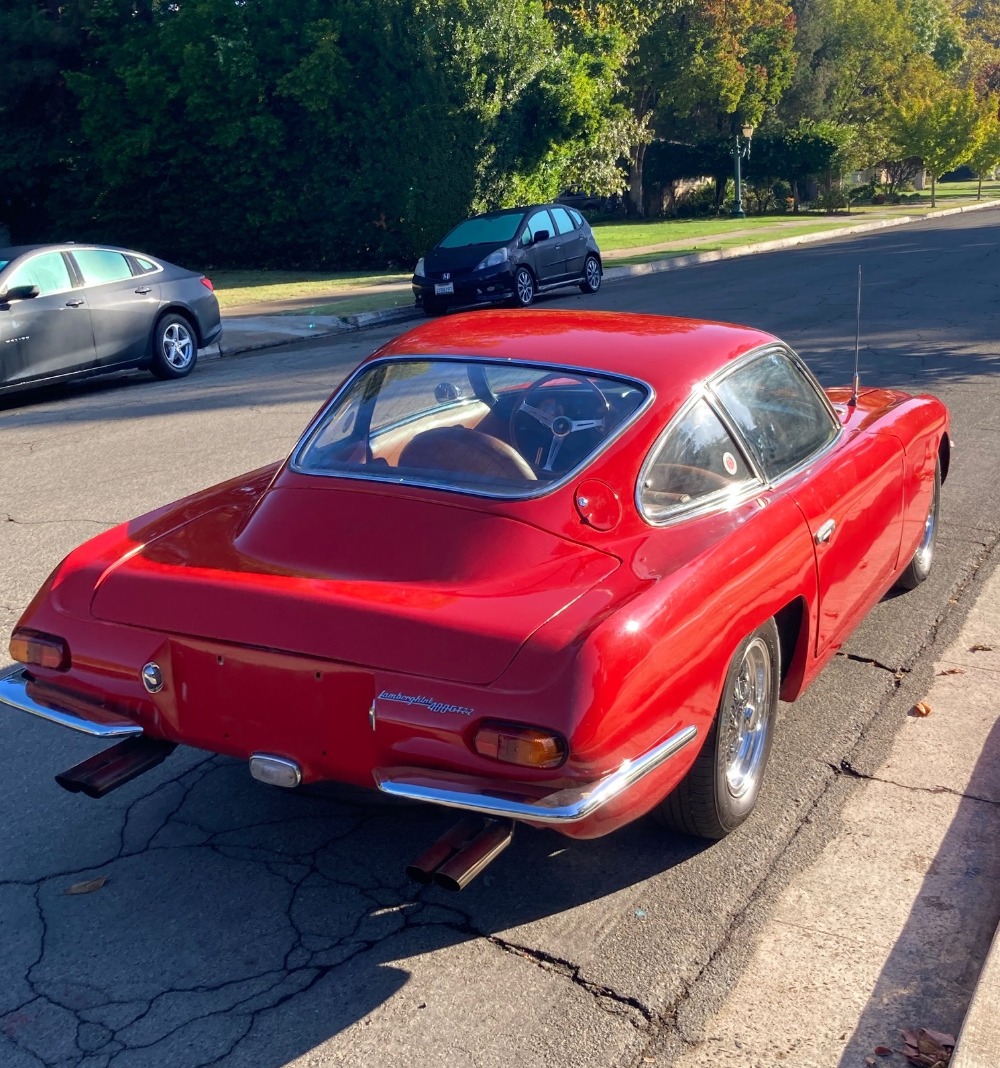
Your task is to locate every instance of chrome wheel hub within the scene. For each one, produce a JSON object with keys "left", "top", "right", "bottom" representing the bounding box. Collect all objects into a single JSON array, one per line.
[{"left": 723, "top": 637, "right": 772, "bottom": 799}]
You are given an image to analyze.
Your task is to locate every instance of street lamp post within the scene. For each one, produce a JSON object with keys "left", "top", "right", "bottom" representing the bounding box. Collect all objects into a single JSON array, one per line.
[{"left": 731, "top": 123, "right": 754, "bottom": 219}]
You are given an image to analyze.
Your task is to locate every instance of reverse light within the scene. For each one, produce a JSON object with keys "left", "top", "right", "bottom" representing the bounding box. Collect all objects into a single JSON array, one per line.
[
  {"left": 9, "top": 628, "right": 70, "bottom": 671},
  {"left": 473, "top": 721, "right": 567, "bottom": 769},
  {"left": 200, "top": 276, "right": 215, "bottom": 291},
  {"left": 474, "top": 247, "right": 509, "bottom": 272}
]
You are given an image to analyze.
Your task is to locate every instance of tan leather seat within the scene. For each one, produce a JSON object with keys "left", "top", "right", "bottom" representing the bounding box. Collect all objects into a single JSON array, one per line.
[{"left": 398, "top": 427, "right": 536, "bottom": 482}]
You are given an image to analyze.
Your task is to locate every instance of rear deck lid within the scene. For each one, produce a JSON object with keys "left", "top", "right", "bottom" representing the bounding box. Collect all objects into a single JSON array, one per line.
[{"left": 90, "top": 485, "right": 619, "bottom": 685}]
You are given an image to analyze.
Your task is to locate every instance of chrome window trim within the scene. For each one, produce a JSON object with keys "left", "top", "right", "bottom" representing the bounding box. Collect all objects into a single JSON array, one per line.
[
  {"left": 634, "top": 342, "right": 842, "bottom": 527},
  {"left": 68, "top": 247, "right": 166, "bottom": 288},
  {"left": 290, "top": 353, "right": 655, "bottom": 502},
  {"left": 635, "top": 387, "right": 766, "bottom": 527}
]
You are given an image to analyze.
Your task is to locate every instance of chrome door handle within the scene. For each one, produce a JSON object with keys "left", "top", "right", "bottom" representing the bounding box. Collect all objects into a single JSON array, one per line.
[
  {"left": 134, "top": 286, "right": 151, "bottom": 294},
  {"left": 65, "top": 298, "right": 85, "bottom": 307},
  {"left": 815, "top": 519, "right": 836, "bottom": 544}
]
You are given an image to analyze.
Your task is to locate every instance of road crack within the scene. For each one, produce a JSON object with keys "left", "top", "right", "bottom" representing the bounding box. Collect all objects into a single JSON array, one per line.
[
  {"left": 828, "top": 759, "right": 1000, "bottom": 805},
  {"left": 486, "top": 935, "right": 654, "bottom": 1027}
]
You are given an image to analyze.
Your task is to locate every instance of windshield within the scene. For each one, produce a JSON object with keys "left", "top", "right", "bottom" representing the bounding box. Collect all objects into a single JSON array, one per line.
[
  {"left": 293, "top": 358, "right": 648, "bottom": 498},
  {"left": 439, "top": 213, "right": 524, "bottom": 249}
]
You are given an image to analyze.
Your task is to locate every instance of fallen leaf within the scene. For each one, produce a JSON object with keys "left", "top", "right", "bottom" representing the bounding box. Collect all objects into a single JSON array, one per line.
[
  {"left": 875, "top": 1047, "right": 893, "bottom": 1056},
  {"left": 910, "top": 701, "right": 933, "bottom": 718},
  {"left": 866, "top": 1058, "right": 876, "bottom": 1066},
  {"left": 936, "top": 668, "right": 965, "bottom": 676},
  {"left": 65, "top": 876, "right": 107, "bottom": 895},
  {"left": 969, "top": 644, "right": 993, "bottom": 652},
  {"left": 920, "top": 1029, "right": 955, "bottom": 1049}
]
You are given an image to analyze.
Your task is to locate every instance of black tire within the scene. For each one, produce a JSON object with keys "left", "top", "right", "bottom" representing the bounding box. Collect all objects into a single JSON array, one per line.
[
  {"left": 150, "top": 313, "right": 198, "bottom": 380},
  {"left": 895, "top": 460, "right": 941, "bottom": 590},
  {"left": 511, "top": 266, "right": 535, "bottom": 308},
  {"left": 579, "top": 254, "right": 602, "bottom": 294},
  {"left": 656, "top": 618, "right": 780, "bottom": 839},
  {"left": 422, "top": 298, "right": 448, "bottom": 317}
]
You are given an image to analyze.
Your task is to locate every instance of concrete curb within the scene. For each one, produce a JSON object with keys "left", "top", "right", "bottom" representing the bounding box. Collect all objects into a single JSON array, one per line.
[
  {"left": 215, "top": 198, "right": 1000, "bottom": 361},
  {"left": 953, "top": 920, "right": 1000, "bottom": 1067}
]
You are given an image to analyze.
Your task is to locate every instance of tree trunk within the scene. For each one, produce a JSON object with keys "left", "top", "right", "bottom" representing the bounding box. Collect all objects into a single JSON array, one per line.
[
  {"left": 931, "top": 174, "right": 936, "bottom": 208},
  {"left": 978, "top": 174, "right": 983, "bottom": 200},
  {"left": 627, "top": 144, "right": 646, "bottom": 217},
  {"left": 790, "top": 178, "right": 800, "bottom": 214}
]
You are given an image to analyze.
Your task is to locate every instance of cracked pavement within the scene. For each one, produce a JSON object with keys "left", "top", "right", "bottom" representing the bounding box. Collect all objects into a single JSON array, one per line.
[{"left": 2, "top": 209, "right": 1000, "bottom": 1067}]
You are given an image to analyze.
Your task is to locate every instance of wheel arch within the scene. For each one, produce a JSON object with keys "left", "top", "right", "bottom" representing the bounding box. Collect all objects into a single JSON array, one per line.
[
  {"left": 154, "top": 305, "right": 202, "bottom": 347},
  {"left": 938, "top": 433, "right": 951, "bottom": 483}
]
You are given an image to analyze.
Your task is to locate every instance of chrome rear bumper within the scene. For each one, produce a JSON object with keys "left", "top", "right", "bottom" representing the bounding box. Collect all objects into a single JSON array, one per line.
[
  {"left": 374, "top": 724, "right": 698, "bottom": 824},
  {"left": 0, "top": 665, "right": 144, "bottom": 738}
]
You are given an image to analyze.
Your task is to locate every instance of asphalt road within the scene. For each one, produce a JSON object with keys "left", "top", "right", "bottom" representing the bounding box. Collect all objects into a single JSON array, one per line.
[{"left": 1, "top": 209, "right": 999, "bottom": 1068}]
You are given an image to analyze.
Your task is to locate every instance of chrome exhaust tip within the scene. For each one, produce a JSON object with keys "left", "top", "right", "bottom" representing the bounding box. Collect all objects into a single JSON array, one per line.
[
  {"left": 55, "top": 736, "right": 177, "bottom": 799},
  {"left": 406, "top": 816, "right": 514, "bottom": 891}
]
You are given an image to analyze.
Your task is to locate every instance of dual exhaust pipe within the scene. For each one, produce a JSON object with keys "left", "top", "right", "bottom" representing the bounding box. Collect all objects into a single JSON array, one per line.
[
  {"left": 406, "top": 815, "right": 514, "bottom": 892},
  {"left": 57, "top": 741, "right": 512, "bottom": 891}
]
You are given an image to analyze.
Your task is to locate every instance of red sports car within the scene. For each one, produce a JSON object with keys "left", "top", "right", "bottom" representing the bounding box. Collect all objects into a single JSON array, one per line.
[{"left": 1, "top": 310, "right": 949, "bottom": 891}]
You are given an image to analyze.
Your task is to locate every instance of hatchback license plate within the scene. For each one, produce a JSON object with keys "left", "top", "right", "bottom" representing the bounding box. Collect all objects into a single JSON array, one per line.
[{"left": 434, "top": 282, "right": 454, "bottom": 296}]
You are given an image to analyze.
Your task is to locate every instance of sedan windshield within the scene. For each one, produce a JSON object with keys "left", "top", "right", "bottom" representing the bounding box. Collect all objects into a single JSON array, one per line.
[
  {"left": 294, "top": 358, "right": 648, "bottom": 498},
  {"left": 439, "top": 213, "right": 524, "bottom": 248}
]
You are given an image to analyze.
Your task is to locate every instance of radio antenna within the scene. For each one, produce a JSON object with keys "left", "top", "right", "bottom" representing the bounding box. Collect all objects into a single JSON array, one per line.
[{"left": 849, "top": 265, "right": 862, "bottom": 407}]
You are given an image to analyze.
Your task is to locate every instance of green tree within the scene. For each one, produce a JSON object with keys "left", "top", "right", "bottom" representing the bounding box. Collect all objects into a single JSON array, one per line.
[
  {"left": 890, "top": 85, "right": 984, "bottom": 204},
  {"left": 967, "top": 103, "right": 1000, "bottom": 196}
]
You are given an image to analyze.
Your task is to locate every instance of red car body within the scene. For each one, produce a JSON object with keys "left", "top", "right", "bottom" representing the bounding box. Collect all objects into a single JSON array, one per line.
[{"left": 1, "top": 311, "right": 949, "bottom": 858}]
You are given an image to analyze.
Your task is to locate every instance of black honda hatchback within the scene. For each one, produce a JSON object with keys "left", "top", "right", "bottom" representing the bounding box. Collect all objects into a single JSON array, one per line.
[{"left": 411, "top": 204, "right": 603, "bottom": 315}]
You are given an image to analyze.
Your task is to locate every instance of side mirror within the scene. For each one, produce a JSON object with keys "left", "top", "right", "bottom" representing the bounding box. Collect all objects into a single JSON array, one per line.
[
  {"left": 1, "top": 284, "right": 40, "bottom": 302},
  {"left": 533, "top": 229, "right": 550, "bottom": 243}
]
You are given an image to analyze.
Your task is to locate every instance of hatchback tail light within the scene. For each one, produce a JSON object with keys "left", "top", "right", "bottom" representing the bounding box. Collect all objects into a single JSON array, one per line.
[
  {"left": 472, "top": 721, "right": 567, "bottom": 768},
  {"left": 9, "top": 628, "right": 70, "bottom": 671},
  {"left": 200, "top": 276, "right": 215, "bottom": 291}
]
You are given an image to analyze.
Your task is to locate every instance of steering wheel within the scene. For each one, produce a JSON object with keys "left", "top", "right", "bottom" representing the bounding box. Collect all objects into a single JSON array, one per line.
[{"left": 510, "top": 373, "right": 610, "bottom": 474}]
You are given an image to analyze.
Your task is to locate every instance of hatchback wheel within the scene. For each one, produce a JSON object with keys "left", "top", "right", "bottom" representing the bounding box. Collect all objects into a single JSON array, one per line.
[
  {"left": 150, "top": 313, "right": 198, "bottom": 380},
  {"left": 580, "top": 254, "right": 602, "bottom": 294},
  {"left": 512, "top": 267, "right": 535, "bottom": 308}
]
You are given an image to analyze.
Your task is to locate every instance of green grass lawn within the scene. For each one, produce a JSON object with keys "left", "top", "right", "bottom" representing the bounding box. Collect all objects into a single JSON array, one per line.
[{"left": 214, "top": 181, "right": 1000, "bottom": 313}]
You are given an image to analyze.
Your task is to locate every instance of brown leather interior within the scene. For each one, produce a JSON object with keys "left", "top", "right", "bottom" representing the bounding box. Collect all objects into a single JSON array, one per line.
[
  {"left": 370, "top": 402, "right": 490, "bottom": 466},
  {"left": 398, "top": 426, "right": 537, "bottom": 482}
]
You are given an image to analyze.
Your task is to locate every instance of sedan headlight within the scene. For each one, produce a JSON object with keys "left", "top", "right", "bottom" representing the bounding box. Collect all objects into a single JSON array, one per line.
[
  {"left": 413, "top": 258, "right": 425, "bottom": 277},
  {"left": 474, "top": 247, "right": 509, "bottom": 272}
]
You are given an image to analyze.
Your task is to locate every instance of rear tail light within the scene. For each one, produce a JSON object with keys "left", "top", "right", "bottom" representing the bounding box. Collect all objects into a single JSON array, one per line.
[
  {"left": 200, "top": 276, "right": 214, "bottom": 291},
  {"left": 472, "top": 721, "right": 567, "bottom": 769},
  {"left": 9, "top": 628, "right": 70, "bottom": 670}
]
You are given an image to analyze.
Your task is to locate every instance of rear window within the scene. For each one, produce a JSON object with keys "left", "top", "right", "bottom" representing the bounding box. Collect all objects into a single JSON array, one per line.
[
  {"left": 439, "top": 213, "right": 523, "bottom": 248},
  {"left": 294, "top": 358, "right": 648, "bottom": 498}
]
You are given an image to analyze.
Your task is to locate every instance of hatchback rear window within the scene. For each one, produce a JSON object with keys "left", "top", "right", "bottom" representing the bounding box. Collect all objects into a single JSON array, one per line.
[{"left": 294, "top": 358, "right": 648, "bottom": 498}]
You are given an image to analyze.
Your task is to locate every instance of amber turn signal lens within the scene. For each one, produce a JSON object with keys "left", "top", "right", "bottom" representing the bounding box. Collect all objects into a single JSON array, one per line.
[
  {"left": 473, "top": 721, "right": 567, "bottom": 769},
  {"left": 9, "top": 628, "right": 70, "bottom": 671}
]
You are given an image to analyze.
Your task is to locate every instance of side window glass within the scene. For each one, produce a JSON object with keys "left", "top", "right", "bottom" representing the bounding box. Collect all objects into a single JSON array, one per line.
[
  {"left": 568, "top": 208, "right": 584, "bottom": 227},
  {"left": 549, "top": 207, "right": 575, "bottom": 234},
  {"left": 6, "top": 252, "right": 72, "bottom": 296},
  {"left": 73, "top": 249, "right": 134, "bottom": 285},
  {"left": 714, "top": 350, "right": 838, "bottom": 479},
  {"left": 525, "top": 213, "right": 552, "bottom": 242},
  {"left": 130, "top": 256, "right": 159, "bottom": 275},
  {"left": 639, "top": 398, "right": 758, "bottom": 520}
]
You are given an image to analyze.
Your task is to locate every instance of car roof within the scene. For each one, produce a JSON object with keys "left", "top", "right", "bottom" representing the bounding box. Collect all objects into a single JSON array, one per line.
[
  {"left": 0, "top": 243, "right": 147, "bottom": 260},
  {"left": 373, "top": 310, "right": 780, "bottom": 416}
]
